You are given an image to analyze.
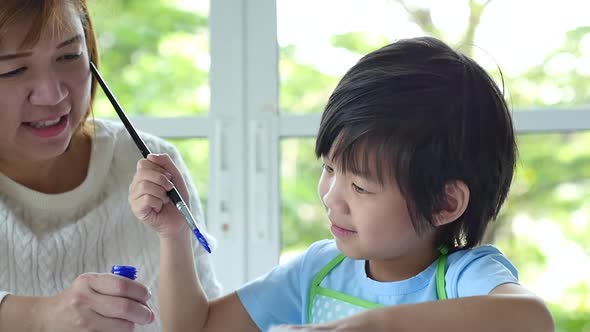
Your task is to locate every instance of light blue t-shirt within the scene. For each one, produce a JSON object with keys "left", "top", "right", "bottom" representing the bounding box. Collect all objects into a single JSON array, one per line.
[{"left": 237, "top": 239, "right": 519, "bottom": 332}]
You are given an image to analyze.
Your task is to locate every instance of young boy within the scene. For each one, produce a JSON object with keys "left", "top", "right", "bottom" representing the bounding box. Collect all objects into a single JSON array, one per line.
[{"left": 129, "top": 36, "right": 554, "bottom": 332}]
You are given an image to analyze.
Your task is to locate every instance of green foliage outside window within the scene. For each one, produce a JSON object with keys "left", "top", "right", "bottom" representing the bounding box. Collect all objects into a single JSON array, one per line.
[{"left": 89, "top": 0, "right": 209, "bottom": 117}]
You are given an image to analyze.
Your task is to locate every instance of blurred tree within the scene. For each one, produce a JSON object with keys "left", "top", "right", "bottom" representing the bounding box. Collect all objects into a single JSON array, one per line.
[{"left": 88, "top": 0, "right": 209, "bottom": 117}]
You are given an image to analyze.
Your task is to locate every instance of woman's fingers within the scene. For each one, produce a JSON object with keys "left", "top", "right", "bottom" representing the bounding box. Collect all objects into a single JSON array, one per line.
[
  {"left": 133, "top": 160, "right": 174, "bottom": 189},
  {"left": 146, "top": 154, "right": 181, "bottom": 179},
  {"left": 129, "top": 179, "right": 171, "bottom": 204},
  {"left": 146, "top": 154, "right": 190, "bottom": 203},
  {"left": 86, "top": 274, "right": 154, "bottom": 326},
  {"left": 130, "top": 193, "right": 169, "bottom": 221}
]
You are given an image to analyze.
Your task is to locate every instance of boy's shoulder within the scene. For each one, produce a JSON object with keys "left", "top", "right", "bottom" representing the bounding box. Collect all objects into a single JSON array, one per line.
[
  {"left": 305, "top": 239, "right": 340, "bottom": 257},
  {"left": 447, "top": 244, "right": 514, "bottom": 269},
  {"left": 295, "top": 239, "right": 342, "bottom": 276},
  {"left": 446, "top": 244, "right": 519, "bottom": 297}
]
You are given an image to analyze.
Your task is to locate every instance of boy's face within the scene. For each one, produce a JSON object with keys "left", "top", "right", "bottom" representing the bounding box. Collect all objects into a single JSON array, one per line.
[
  {"left": 0, "top": 4, "right": 91, "bottom": 166},
  {"left": 318, "top": 153, "right": 436, "bottom": 276}
]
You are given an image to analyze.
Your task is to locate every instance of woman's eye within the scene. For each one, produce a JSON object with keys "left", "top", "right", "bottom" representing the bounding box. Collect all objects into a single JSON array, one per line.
[
  {"left": 322, "top": 164, "right": 334, "bottom": 173},
  {"left": 59, "top": 53, "right": 82, "bottom": 61},
  {"left": 0, "top": 67, "right": 26, "bottom": 78},
  {"left": 352, "top": 183, "right": 368, "bottom": 194}
]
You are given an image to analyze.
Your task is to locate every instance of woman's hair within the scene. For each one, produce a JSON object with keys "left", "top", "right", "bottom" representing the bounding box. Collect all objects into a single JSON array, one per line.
[
  {"left": 316, "top": 36, "right": 516, "bottom": 250},
  {"left": 0, "top": 0, "right": 98, "bottom": 133}
]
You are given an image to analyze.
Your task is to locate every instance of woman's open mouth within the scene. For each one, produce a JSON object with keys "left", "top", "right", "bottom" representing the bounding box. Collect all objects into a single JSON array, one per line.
[{"left": 23, "top": 114, "right": 69, "bottom": 138}]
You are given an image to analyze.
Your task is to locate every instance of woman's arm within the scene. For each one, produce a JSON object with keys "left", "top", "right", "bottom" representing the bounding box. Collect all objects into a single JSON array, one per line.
[
  {"left": 130, "top": 154, "right": 260, "bottom": 332},
  {"left": 166, "top": 142, "right": 223, "bottom": 299},
  {"left": 0, "top": 274, "right": 154, "bottom": 332},
  {"left": 158, "top": 231, "right": 260, "bottom": 332},
  {"left": 158, "top": 231, "right": 206, "bottom": 331},
  {"left": 0, "top": 295, "right": 44, "bottom": 331}
]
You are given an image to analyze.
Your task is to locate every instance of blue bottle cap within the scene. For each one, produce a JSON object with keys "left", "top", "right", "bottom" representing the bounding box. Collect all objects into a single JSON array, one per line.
[{"left": 111, "top": 265, "right": 137, "bottom": 280}]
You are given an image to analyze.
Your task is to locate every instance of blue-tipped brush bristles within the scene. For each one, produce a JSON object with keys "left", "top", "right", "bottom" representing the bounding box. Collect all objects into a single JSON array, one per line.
[{"left": 194, "top": 228, "right": 211, "bottom": 253}]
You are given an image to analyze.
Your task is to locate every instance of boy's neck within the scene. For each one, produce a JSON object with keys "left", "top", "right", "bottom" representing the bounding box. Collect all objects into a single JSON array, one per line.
[{"left": 365, "top": 242, "right": 440, "bottom": 282}]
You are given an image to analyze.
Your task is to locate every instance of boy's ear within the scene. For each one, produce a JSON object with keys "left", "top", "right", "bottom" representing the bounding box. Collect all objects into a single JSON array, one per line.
[{"left": 433, "top": 180, "right": 470, "bottom": 226}]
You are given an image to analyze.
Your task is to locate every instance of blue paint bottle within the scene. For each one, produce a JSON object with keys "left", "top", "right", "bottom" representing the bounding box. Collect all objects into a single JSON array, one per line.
[{"left": 111, "top": 265, "right": 137, "bottom": 280}]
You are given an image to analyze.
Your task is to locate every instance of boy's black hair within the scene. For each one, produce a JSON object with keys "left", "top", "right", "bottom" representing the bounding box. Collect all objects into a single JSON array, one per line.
[{"left": 315, "top": 36, "right": 516, "bottom": 250}]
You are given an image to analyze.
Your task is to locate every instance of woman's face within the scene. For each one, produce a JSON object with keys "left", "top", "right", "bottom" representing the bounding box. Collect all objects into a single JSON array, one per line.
[{"left": 0, "top": 5, "right": 91, "bottom": 165}]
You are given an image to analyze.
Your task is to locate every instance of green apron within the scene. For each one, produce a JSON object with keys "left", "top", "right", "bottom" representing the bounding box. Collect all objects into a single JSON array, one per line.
[{"left": 307, "top": 247, "right": 449, "bottom": 323}]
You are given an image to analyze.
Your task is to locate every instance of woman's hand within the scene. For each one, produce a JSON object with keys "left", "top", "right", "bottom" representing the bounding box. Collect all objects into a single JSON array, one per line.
[
  {"left": 37, "top": 273, "right": 154, "bottom": 332},
  {"left": 128, "top": 154, "right": 190, "bottom": 239}
]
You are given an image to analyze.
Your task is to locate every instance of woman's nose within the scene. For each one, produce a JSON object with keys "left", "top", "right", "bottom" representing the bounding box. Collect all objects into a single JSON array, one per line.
[{"left": 29, "top": 71, "right": 68, "bottom": 106}]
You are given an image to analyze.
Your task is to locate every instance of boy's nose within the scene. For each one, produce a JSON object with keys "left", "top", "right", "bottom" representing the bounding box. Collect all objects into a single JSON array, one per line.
[{"left": 321, "top": 179, "right": 350, "bottom": 215}]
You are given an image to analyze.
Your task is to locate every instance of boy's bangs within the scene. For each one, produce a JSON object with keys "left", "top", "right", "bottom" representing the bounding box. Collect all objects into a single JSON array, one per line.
[{"left": 322, "top": 129, "right": 395, "bottom": 186}]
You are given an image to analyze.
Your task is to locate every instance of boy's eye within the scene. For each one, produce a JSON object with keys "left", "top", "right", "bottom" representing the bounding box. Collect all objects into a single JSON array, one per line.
[
  {"left": 352, "top": 183, "right": 368, "bottom": 194},
  {"left": 0, "top": 67, "right": 26, "bottom": 78},
  {"left": 322, "top": 164, "right": 334, "bottom": 173}
]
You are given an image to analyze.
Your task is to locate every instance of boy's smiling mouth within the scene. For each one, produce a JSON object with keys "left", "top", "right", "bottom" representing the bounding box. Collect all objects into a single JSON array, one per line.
[{"left": 330, "top": 222, "right": 357, "bottom": 238}]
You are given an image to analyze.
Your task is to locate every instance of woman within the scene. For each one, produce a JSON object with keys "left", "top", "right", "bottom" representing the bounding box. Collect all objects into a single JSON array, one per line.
[{"left": 0, "top": 1, "right": 221, "bottom": 331}]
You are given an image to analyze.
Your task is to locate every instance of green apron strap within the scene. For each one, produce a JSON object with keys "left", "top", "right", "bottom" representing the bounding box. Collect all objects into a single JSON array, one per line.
[
  {"left": 308, "top": 249, "right": 449, "bottom": 322},
  {"left": 436, "top": 246, "right": 449, "bottom": 300},
  {"left": 308, "top": 253, "right": 346, "bottom": 323}
]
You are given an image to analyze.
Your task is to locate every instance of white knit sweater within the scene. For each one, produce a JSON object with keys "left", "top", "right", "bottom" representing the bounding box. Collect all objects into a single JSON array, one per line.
[{"left": 0, "top": 119, "right": 222, "bottom": 331}]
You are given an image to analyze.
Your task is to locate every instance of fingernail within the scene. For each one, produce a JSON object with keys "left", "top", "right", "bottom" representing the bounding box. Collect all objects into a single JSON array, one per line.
[{"left": 165, "top": 172, "right": 173, "bottom": 179}]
